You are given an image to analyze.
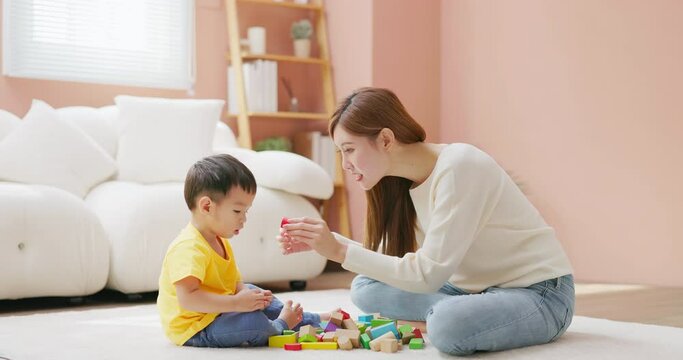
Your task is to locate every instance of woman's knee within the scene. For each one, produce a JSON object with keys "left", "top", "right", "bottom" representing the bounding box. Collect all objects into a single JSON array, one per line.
[
  {"left": 426, "top": 302, "right": 474, "bottom": 356},
  {"left": 350, "top": 275, "right": 383, "bottom": 313}
]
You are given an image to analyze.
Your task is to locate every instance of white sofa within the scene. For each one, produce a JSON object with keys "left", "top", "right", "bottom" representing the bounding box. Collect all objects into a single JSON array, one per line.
[{"left": 0, "top": 98, "right": 330, "bottom": 300}]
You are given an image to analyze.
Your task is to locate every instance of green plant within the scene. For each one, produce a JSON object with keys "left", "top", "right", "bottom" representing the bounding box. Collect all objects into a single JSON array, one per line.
[
  {"left": 291, "top": 19, "right": 313, "bottom": 40},
  {"left": 254, "top": 136, "right": 292, "bottom": 152}
]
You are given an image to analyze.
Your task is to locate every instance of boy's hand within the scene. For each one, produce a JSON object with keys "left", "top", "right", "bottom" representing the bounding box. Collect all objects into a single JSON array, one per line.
[{"left": 233, "top": 288, "right": 268, "bottom": 312}]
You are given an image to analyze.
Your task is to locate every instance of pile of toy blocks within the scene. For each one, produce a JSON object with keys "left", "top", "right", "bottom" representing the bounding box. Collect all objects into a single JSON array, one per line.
[{"left": 268, "top": 310, "right": 425, "bottom": 353}]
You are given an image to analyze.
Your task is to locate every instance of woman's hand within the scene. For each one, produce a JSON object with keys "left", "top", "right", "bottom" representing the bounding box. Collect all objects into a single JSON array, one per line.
[{"left": 280, "top": 217, "right": 348, "bottom": 264}]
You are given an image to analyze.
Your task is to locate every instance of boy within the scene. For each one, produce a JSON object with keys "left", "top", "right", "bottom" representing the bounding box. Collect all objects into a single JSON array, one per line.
[{"left": 157, "top": 154, "right": 331, "bottom": 347}]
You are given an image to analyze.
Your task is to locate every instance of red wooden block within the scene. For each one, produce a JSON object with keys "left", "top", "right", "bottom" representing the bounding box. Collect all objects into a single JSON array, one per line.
[
  {"left": 280, "top": 217, "right": 289, "bottom": 227},
  {"left": 340, "top": 309, "right": 350, "bottom": 320},
  {"left": 413, "top": 328, "right": 423, "bottom": 339},
  {"left": 284, "top": 343, "right": 302, "bottom": 351},
  {"left": 316, "top": 334, "right": 324, "bottom": 342}
]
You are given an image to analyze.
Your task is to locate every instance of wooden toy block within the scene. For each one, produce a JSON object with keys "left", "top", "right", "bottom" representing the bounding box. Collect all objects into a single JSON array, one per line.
[
  {"left": 369, "top": 332, "right": 396, "bottom": 351},
  {"left": 268, "top": 334, "right": 297, "bottom": 348},
  {"left": 413, "top": 328, "right": 423, "bottom": 339},
  {"left": 364, "top": 326, "right": 373, "bottom": 338},
  {"left": 371, "top": 317, "right": 395, "bottom": 327},
  {"left": 360, "top": 333, "right": 372, "bottom": 349},
  {"left": 319, "top": 320, "right": 328, "bottom": 329},
  {"left": 380, "top": 338, "right": 399, "bottom": 353},
  {"left": 297, "top": 334, "right": 318, "bottom": 343},
  {"left": 342, "top": 318, "right": 358, "bottom": 331},
  {"left": 372, "top": 312, "right": 382, "bottom": 318},
  {"left": 322, "top": 332, "right": 337, "bottom": 342},
  {"left": 282, "top": 330, "right": 296, "bottom": 335},
  {"left": 369, "top": 322, "right": 400, "bottom": 340},
  {"left": 301, "top": 342, "right": 338, "bottom": 350},
  {"left": 335, "top": 329, "right": 361, "bottom": 348},
  {"left": 324, "top": 321, "right": 338, "bottom": 332},
  {"left": 401, "top": 331, "right": 415, "bottom": 344},
  {"left": 330, "top": 311, "right": 344, "bottom": 326},
  {"left": 398, "top": 324, "right": 413, "bottom": 335},
  {"left": 339, "top": 309, "right": 350, "bottom": 320},
  {"left": 280, "top": 217, "right": 289, "bottom": 227},
  {"left": 316, "top": 328, "right": 324, "bottom": 334},
  {"left": 284, "top": 343, "right": 302, "bottom": 351},
  {"left": 356, "top": 322, "right": 368, "bottom": 333},
  {"left": 337, "top": 335, "right": 353, "bottom": 350},
  {"left": 315, "top": 334, "right": 324, "bottom": 342},
  {"left": 358, "top": 314, "right": 374, "bottom": 322},
  {"left": 299, "top": 325, "right": 316, "bottom": 337},
  {"left": 409, "top": 338, "right": 425, "bottom": 349}
]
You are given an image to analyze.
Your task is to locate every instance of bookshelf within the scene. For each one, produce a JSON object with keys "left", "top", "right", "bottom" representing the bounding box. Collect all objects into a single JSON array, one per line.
[{"left": 224, "top": 0, "right": 350, "bottom": 237}]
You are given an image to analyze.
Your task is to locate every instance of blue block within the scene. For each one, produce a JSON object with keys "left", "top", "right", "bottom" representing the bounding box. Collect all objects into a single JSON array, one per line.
[
  {"left": 358, "top": 314, "right": 374, "bottom": 322},
  {"left": 369, "top": 322, "right": 400, "bottom": 340}
]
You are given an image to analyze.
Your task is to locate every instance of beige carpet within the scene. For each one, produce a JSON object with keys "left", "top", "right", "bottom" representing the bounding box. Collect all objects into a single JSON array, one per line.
[{"left": 1, "top": 289, "right": 683, "bottom": 359}]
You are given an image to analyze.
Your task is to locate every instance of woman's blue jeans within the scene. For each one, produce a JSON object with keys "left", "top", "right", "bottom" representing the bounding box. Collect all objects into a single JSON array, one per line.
[
  {"left": 351, "top": 274, "right": 575, "bottom": 356},
  {"left": 183, "top": 284, "right": 321, "bottom": 348}
]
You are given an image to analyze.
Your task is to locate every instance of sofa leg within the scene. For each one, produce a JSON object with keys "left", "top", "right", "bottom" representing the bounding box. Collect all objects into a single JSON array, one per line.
[
  {"left": 289, "top": 280, "right": 307, "bottom": 291},
  {"left": 68, "top": 297, "right": 84, "bottom": 305}
]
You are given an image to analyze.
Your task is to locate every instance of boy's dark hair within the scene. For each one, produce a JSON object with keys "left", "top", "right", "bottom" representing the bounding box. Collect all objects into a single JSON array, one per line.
[{"left": 184, "top": 154, "right": 257, "bottom": 210}]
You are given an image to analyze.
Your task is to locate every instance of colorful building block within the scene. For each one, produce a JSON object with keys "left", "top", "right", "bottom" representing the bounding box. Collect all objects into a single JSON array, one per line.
[
  {"left": 342, "top": 318, "right": 358, "bottom": 331},
  {"left": 335, "top": 329, "right": 361, "bottom": 348},
  {"left": 369, "top": 332, "right": 396, "bottom": 351},
  {"left": 409, "top": 338, "right": 425, "bottom": 349},
  {"left": 339, "top": 309, "right": 350, "bottom": 320},
  {"left": 371, "top": 318, "right": 395, "bottom": 327},
  {"left": 358, "top": 314, "right": 374, "bottom": 322},
  {"left": 299, "top": 325, "right": 316, "bottom": 337},
  {"left": 322, "top": 332, "right": 337, "bottom": 342},
  {"left": 301, "top": 342, "right": 338, "bottom": 350},
  {"left": 369, "top": 322, "right": 400, "bottom": 340},
  {"left": 380, "top": 338, "right": 399, "bottom": 353},
  {"left": 330, "top": 311, "right": 344, "bottom": 326},
  {"left": 282, "top": 330, "right": 295, "bottom": 335},
  {"left": 297, "top": 334, "right": 317, "bottom": 343},
  {"left": 268, "top": 334, "right": 296, "bottom": 348},
  {"left": 360, "top": 333, "right": 372, "bottom": 349},
  {"left": 398, "top": 324, "right": 413, "bottom": 335},
  {"left": 324, "top": 321, "right": 338, "bottom": 332},
  {"left": 284, "top": 343, "right": 302, "bottom": 351},
  {"left": 413, "top": 328, "right": 423, "bottom": 339},
  {"left": 356, "top": 322, "right": 368, "bottom": 333},
  {"left": 280, "top": 217, "right": 289, "bottom": 227},
  {"left": 337, "top": 335, "right": 353, "bottom": 350}
]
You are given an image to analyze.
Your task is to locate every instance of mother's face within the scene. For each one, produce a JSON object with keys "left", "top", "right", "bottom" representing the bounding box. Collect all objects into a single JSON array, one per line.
[{"left": 333, "top": 126, "right": 389, "bottom": 191}]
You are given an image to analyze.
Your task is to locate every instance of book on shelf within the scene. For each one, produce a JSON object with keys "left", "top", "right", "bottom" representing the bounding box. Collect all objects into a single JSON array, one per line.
[
  {"left": 293, "top": 131, "right": 336, "bottom": 181},
  {"left": 228, "top": 60, "right": 278, "bottom": 113}
]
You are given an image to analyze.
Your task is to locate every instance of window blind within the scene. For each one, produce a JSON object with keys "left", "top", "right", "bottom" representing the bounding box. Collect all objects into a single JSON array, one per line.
[{"left": 2, "top": 0, "right": 195, "bottom": 90}]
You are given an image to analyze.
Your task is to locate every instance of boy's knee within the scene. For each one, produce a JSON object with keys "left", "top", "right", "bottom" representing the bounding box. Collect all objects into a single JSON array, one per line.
[{"left": 426, "top": 304, "right": 474, "bottom": 356}]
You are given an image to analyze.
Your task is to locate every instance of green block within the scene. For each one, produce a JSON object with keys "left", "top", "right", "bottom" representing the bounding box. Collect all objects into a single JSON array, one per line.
[
  {"left": 370, "top": 318, "right": 394, "bottom": 327},
  {"left": 398, "top": 324, "right": 413, "bottom": 335},
  {"left": 356, "top": 322, "right": 368, "bottom": 333},
  {"left": 282, "top": 330, "right": 295, "bottom": 336},
  {"left": 298, "top": 334, "right": 318, "bottom": 343},
  {"left": 316, "top": 328, "right": 324, "bottom": 334},
  {"left": 360, "top": 333, "right": 372, "bottom": 349},
  {"left": 409, "top": 338, "right": 424, "bottom": 349}
]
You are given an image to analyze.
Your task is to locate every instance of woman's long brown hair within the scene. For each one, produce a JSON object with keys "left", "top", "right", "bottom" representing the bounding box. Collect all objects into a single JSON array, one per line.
[{"left": 329, "top": 88, "right": 426, "bottom": 257}]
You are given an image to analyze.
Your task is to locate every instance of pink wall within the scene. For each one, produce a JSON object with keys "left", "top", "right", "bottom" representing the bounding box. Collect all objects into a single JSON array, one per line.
[
  {"left": 441, "top": 0, "right": 683, "bottom": 286},
  {"left": 326, "top": 0, "right": 442, "bottom": 243}
]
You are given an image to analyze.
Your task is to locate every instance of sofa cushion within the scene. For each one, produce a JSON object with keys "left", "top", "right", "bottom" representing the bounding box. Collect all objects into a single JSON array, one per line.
[
  {"left": 115, "top": 95, "right": 224, "bottom": 183},
  {"left": 244, "top": 151, "right": 334, "bottom": 200},
  {"left": 0, "top": 109, "right": 21, "bottom": 141},
  {"left": 0, "top": 100, "right": 117, "bottom": 198},
  {"left": 57, "top": 106, "right": 119, "bottom": 158}
]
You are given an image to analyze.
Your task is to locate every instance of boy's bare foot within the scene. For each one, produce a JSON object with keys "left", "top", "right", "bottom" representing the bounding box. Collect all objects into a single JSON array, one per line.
[
  {"left": 318, "top": 307, "right": 341, "bottom": 321},
  {"left": 396, "top": 319, "right": 427, "bottom": 334},
  {"left": 278, "top": 300, "right": 303, "bottom": 330}
]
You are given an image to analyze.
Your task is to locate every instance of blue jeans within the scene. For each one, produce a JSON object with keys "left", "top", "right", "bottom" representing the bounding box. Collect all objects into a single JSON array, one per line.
[
  {"left": 351, "top": 274, "right": 575, "bottom": 356},
  {"left": 184, "top": 284, "right": 321, "bottom": 348}
]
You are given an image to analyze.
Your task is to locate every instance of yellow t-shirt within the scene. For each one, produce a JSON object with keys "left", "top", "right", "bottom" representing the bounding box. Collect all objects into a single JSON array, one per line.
[{"left": 157, "top": 223, "right": 242, "bottom": 345}]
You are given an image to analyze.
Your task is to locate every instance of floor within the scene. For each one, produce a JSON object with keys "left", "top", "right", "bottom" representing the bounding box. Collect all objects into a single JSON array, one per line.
[{"left": 2, "top": 270, "right": 682, "bottom": 328}]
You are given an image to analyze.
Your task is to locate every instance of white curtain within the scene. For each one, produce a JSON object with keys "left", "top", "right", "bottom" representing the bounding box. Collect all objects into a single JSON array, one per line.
[{"left": 2, "top": 0, "right": 195, "bottom": 90}]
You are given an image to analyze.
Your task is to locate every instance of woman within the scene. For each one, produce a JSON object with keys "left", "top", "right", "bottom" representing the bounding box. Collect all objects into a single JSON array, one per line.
[{"left": 279, "top": 87, "right": 574, "bottom": 356}]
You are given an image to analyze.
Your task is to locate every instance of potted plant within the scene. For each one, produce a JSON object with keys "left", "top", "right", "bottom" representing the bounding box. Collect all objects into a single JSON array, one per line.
[{"left": 291, "top": 19, "right": 313, "bottom": 58}]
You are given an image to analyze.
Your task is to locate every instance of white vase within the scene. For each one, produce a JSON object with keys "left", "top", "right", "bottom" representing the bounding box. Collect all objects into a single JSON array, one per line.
[{"left": 293, "top": 39, "right": 311, "bottom": 58}]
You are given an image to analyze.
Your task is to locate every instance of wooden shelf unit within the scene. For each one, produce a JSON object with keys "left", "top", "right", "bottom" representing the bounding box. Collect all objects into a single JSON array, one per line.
[{"left": 225, "top": 0, "right": 349, "bottom": 237}]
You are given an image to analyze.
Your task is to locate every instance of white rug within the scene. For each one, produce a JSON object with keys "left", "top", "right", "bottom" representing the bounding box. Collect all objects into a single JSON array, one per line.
[{"left": 1, "top": 289, "right": 683, "bottom": 359}]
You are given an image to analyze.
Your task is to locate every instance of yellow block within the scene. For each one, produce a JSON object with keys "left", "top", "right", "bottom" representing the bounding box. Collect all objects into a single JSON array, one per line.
[
  {"left": 268, "top": 334, "right": 297, "bottom": 348},
  {"left": 301, "top": 342, "right": 338, "bottom": 350}
]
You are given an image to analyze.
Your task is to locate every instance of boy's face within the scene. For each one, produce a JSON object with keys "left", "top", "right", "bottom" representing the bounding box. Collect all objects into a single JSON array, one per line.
[{"left": 209, "top": 186, "right": 255, "bottom": 238}]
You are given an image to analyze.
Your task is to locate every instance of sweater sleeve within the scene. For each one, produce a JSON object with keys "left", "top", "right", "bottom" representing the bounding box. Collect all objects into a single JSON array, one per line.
[{"left": 341, "top": 149, "right": 503, "bottom": 293}]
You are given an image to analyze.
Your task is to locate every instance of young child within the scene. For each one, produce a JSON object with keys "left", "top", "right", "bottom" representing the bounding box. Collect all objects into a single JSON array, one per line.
[{"left": 157, "top": 154, "right": 331, "bottom": 347}]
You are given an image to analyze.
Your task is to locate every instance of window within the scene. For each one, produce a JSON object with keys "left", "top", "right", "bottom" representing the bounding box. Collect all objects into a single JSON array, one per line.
[{"left": 2, "top": 0, "right": 195, "bottom": 90}]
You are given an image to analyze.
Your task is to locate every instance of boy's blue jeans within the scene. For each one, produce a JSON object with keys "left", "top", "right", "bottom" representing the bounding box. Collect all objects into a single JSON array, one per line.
[
  {"left": 351, "top": 274, "right": 575, "bottom": 356},
  {"left": 183, "top": 284, "right": 321, "bottom": 348}
]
